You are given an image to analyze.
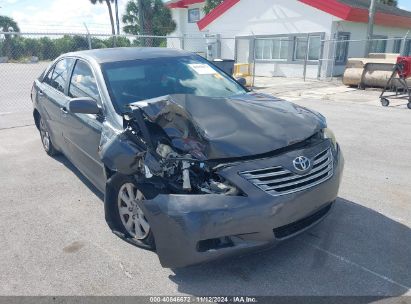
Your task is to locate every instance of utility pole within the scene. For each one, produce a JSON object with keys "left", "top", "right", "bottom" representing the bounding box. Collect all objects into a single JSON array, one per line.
[
  {"left": 115, "top": 0, "right": 120, "bottom": 35},
  {"left": 365, "top": 0, "right": 377, "bottom": 57}
]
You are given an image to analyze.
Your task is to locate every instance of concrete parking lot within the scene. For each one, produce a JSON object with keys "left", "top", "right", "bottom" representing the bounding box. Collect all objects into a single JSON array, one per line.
[{"left": 0, "top": 64, "right": 410, "bottom": 296}]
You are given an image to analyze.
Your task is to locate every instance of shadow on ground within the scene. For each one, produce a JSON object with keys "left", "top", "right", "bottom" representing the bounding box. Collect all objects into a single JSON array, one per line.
[
  {"left": 168, "top": 198, "right": 410, "bottom": 297},
  {"left": 53, "top": 154, "right": 104, "bottom": 201}
]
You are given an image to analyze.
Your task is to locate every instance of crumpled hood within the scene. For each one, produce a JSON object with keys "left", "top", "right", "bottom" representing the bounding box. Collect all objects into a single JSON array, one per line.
[{"left": 128, "top": 93, "right": 326, "bottom": 160}]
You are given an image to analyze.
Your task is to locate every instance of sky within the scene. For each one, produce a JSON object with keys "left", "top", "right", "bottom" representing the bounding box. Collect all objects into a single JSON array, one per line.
[
  {"left": 0, "top": 0, "right": 129, "bottom": 33},
  {"left": 1, "top": 0, "right": 411, "bottom": 34},
  {"left": 398, "top": 0, "right": 411, "bottom": 11}
]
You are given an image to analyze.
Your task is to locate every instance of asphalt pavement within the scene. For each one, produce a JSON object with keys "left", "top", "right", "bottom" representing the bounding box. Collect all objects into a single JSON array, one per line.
[{"left": 0, "top": 71, "right": 410, "bottom": 296}]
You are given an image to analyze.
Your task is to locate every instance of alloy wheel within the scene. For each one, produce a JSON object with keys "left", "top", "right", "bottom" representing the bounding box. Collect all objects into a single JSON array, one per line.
[
  {"left": 117, "top": 183, "right": 150, "bottom": 240},
  {"left": 39, "top": 118, "right": 50, "bottom": 152}
]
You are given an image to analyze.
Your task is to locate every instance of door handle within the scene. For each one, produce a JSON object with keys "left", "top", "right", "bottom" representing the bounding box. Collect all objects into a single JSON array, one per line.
[{"left": 60, "top": 107, "right": 68, "bottom": 114}]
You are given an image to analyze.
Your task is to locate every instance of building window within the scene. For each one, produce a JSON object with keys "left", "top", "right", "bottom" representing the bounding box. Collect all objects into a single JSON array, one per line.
[
  {"left": 294, "top": 37, "right": 306, "bottom": 60},
  {"left": 255, "top": 38, "right": 289, "bottom": 61},
  {"left": 393, "top": 38, "right": 402, "bottom": 54},
  {"left": 335, "top": 32, "right": 350, "bottom": 65},
  {"left": 188, "top": 8, "right": 200, "bottom": 23},
  {"left": 370, "top": 35, "right": 387, "bottom": 53},
  {"left": 294, "top": 35, "right": 321, "bottom": 61}
]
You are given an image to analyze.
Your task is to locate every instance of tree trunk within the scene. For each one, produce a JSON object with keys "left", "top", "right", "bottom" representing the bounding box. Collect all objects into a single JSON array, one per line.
[
  {"left": 137, "top": 0, "right": 145, "bottom": 46},
  {"left": 145, "top": 21, "right": 153, "bottom": 47},
  {"left": 105, "top": 0, "right": 117, "bottom": 46}
]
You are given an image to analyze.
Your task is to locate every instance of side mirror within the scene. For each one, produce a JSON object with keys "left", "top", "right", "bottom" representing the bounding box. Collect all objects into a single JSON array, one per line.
[
  {"left": 68, "top": 97, "right": 101, "bottom": 115},
  {"left": 236, "top": 77, "right": 247, "bottom": 86}
]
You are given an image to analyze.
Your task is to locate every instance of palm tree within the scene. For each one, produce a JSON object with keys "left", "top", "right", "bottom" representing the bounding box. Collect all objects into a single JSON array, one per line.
[
  {"left": 122, "top": 0, "right": 176, "bottom": 46},
  {"left": 0, "top": 15, "right": 20, "bottom": 33},
  {"left": 89, "top": 0, "right": 116, "bottom": 35},
  {"left": 123, "top": 0, "right": 176, "bottom": 35},
  {"left": 0, "top": 16, "right": 20, "bottom": 58},
  {"left": 203, "top": 0, "right": 224, "bottom": 14}
]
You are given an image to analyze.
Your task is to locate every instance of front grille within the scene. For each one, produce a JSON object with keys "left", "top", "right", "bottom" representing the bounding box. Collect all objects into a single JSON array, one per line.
[
  {"left": 239, "top": 148, "right": 333, "bottom": 196},
  {"left": 273, "top": 203, "right": 332, "bottom": 239}
]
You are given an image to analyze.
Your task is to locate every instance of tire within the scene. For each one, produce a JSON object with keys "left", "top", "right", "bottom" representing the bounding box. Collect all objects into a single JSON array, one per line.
[
  {"left": 408, "top": 103, "right": 411, "bottom": 110},
  {"left": 105, "top": 174, "right": 156, "bottom": 250},
  {"left": 381, "top": 98, "right": 390, "bottom": 107},
  {"left": 38, "top": 115, "right": 59, "bottom": 156}
]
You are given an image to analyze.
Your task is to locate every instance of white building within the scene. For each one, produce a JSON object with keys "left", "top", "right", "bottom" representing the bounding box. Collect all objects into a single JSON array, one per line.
[{"left": 166, "top": 0, "right": 411, "bottom": 78}]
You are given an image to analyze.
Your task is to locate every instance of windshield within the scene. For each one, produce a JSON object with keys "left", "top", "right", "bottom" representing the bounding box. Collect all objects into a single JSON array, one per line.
[{"left": 101, "top": 55, "right": 247, "bottom": 112}]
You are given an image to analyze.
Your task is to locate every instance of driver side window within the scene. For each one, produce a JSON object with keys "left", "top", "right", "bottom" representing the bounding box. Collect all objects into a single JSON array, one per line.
[
  {"left": 44, "top": 58, "right": 74, "bottom": 93},
  {"left": 69, "top": 60, "right": 101, "bottom": 103}
]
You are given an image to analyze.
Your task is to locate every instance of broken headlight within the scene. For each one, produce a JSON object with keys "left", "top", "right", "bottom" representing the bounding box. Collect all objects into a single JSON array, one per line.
[
  {"left": 151, "top": 143, "right": 242, "bottom": 196},
  {"left": 323, "top": 128, "right": 337, "bottom": 149}
]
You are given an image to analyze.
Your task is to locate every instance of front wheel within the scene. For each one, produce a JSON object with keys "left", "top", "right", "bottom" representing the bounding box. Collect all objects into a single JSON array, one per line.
[
  {"left": 106, "top": 174, "right": 156, "bottom": 250},
  {"left": 118, "top": 182, "right": 151, "bottom": 240}
]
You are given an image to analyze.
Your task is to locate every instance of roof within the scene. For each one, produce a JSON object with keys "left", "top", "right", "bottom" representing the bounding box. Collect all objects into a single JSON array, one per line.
[
  {"left": 166, "top": 0, "right": 240, "bottom": 31},
  {"left": 338, "top": 0, "right": 411, "bottom": 18},
  {"left": 197, "top": 0, "right": 240, "bottom": 30},
  {"left": 167, "top": 0, "right": 204, "bottom": 9},
  {"left": 168, "top": 0, "right": 411, "bottom": 30},
  {"left": 299, "top": 0, "right": 411, "bottom": 28},
  {"left": 66, "top": 47, "right": 193, "bottom": 64}
]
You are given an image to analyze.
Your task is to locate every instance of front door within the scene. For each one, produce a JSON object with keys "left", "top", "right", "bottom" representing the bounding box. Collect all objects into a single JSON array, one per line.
[{"left": 62, "top": 59, "right": 106, "bottom": 192}]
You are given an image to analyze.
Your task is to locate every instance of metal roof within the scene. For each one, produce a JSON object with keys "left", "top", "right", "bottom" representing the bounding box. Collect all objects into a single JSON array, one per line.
[{"left": 338, "top": 0, "right": 411, "bottom": 18}]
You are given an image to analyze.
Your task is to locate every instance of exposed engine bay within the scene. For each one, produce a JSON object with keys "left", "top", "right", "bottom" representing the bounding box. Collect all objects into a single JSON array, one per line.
[
  {"left": 122, "top": 105, "right": 242, "bottom": 195},
  {"left": 99, "top": 93, "right": 326, "bottom": 196}
]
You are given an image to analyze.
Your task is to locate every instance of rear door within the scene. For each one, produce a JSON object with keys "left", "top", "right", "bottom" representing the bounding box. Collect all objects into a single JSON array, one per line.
[
  {"left": 61, "top": 59, "right": 106, "bottom": 192},
  {"left": 38, "top": 58, "right": 75, "bottom": 150}
]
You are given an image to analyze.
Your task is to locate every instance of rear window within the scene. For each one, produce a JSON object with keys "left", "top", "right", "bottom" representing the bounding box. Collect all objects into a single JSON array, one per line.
[{"left": 44, "top": 58, "right": 75, "bottom": 93}]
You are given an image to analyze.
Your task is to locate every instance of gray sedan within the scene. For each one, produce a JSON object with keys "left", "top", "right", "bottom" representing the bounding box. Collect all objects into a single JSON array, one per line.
[{"left": 31, "top": 47, "right": 344, "bottom": 268}]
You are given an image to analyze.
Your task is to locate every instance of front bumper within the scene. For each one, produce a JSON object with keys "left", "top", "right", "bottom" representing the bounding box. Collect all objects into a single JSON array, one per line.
[{"left": 142, "top": 140, "right": 344, "bottom": 268}]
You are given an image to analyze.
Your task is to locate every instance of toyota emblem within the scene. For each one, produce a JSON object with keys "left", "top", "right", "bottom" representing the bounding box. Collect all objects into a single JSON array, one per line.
[{"left": 293, "top": 156, "right": 311, "bottom": 172}]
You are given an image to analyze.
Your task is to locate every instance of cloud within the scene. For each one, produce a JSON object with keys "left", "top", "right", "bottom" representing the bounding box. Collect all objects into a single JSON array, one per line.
[{"left": 9, "top": 0, "right": 128, "bottom": 34}]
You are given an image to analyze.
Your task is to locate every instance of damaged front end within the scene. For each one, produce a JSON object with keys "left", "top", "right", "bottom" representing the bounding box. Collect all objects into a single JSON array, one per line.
[
  {"left": 100, "top": 95, "right": 245, "bottom": 198},
  {"left": 98, "top": 94, "right": 341, "bottom": 268}
]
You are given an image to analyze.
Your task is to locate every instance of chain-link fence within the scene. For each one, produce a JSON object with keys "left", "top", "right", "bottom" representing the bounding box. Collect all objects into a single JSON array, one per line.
[
  {"left": 234, "top": 35, "right": 409, "bottom": 84},
  {"left": 0, "top": 32, "right": 210, "bottom": 114},
  {"left": 0, "top": 32, "right": 186, "bottom": 60},
  {"left": 0, "top": 31, "right": 408, "bottom": 115}
]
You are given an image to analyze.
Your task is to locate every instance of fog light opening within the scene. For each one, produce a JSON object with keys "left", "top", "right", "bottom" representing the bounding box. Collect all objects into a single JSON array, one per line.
[{"left": 197, "top": 236, "right": 234, "bottom": 252}]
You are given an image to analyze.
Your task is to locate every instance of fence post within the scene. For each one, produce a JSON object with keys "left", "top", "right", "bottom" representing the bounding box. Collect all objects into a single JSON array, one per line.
[
  {"left": 251, "top": 35, "right": 256, "bottom": 88},
  {"left": 303, "top": 34, "right": 309, "bottom": 81},
  {"left": 402, "top": 31, "right": 409, "bottom": 56},
  {"left": 317, "top": 36, "right": 325, "bottom": 80},
  {"left": 330, "top": 37, "right": 337, "bottom": 81},
  {"left": 180, "top": 34, "right": 185, "bottom": 50},
  {"left": 83, "top": 23, "right": 92, "bottom": 50}
]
